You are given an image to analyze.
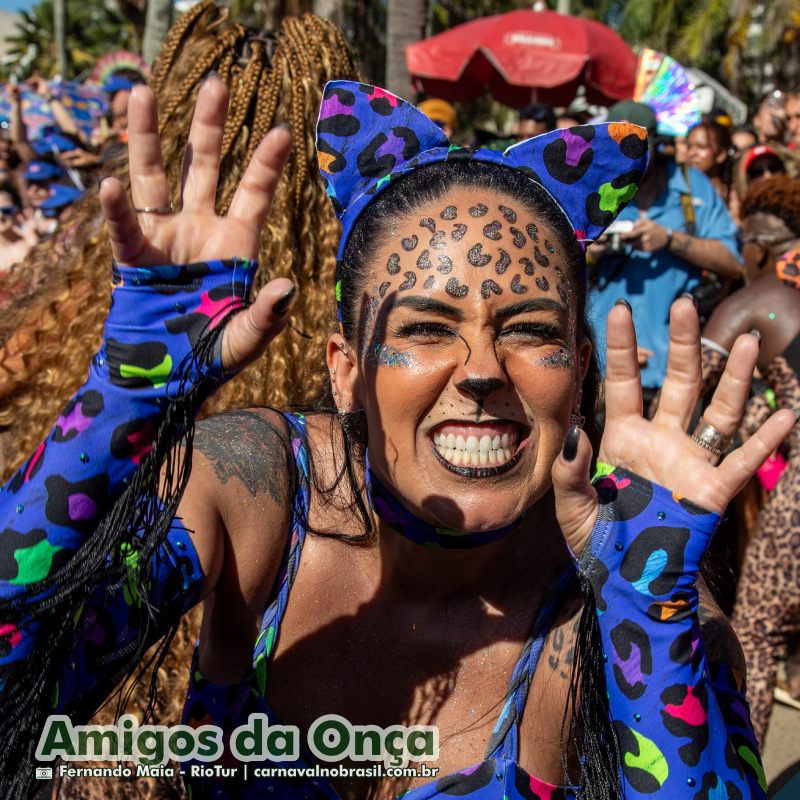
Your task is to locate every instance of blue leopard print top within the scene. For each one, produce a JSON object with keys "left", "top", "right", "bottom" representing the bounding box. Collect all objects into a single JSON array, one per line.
[{"left": 0, "top": 260, "right": 767, "bottom": 799}]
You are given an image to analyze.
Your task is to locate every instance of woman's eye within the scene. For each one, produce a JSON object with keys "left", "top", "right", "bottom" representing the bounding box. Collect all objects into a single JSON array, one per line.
[
  {"left": 499, "top": 323, "right": 562, "bottom": 341},
  {"left": 393, "top": 321, "right": 456, "bottom": 339}
]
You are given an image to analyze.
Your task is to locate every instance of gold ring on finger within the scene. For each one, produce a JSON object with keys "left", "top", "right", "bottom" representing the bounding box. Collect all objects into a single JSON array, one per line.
[
  {"left": 690, "top": 418, "right": 732, "bottom": 459},
  {"left": 133, "top": 202, "right": 176, "bottom": 214}
]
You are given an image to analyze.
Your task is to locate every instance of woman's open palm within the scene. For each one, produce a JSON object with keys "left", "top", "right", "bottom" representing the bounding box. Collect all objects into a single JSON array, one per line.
[
  {"left": 99, "top": 78, "right": 295, "bottom": 373},
  {"left": 553, "top": 296, "right": 797, "bottom": 557}
]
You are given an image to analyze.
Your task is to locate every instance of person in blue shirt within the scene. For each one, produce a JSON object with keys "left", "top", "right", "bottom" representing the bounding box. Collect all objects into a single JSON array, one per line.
[{"left": 588, "top": 100, "right": 742, "bottom": 398}]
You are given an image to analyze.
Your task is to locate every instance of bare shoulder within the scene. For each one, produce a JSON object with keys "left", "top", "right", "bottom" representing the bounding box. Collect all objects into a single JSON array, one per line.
[
  {"left": 703, "top": 288, "right": 754, "bottom": 351},
  {"left": 697, "top": 575, "right": 746, "bottom": 681},
  {"left": 194, "top": 407, "right": 294, "bottom": 505}
]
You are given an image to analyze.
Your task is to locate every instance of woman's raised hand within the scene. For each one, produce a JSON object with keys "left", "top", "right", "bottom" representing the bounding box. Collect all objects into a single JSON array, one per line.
[
  {"left": 552, "top": 295, "right": 797, "bottom": 557},
  {"left": 98, "top": 78, "right": 295, "bottom": 373}
]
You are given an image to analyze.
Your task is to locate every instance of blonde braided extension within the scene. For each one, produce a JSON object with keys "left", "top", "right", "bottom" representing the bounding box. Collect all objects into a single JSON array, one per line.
[{"left": 1, "top": 5, "right": 359, "bottom": 798}]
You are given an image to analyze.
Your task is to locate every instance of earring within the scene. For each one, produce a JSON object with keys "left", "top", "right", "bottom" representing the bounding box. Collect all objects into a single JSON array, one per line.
[{"left": 569, "top": 411, "right": 585, "bottom": 428}]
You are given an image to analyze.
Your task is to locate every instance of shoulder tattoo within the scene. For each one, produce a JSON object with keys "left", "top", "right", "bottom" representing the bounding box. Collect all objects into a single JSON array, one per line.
[{"left": 195, "top": 410, "right": 290, "bottom": 503}]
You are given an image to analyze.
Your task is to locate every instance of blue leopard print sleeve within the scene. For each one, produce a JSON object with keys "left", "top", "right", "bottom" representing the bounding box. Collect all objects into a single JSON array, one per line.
[
  {"left": 580, "top": 466, "right": 766, "bottom": 799},
  {"left": 0, "top": 258, "right": 255, "bottom": 669}
]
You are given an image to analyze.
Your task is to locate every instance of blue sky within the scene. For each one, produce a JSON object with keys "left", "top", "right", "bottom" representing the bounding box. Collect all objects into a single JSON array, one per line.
[{"left": 0, "top": 0, "right": 31, "bottom": 12}]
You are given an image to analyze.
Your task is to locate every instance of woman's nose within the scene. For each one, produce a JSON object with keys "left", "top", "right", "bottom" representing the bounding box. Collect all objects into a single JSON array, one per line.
[{"left": 455, "top": 377, "right": 505, "bottom": 402}]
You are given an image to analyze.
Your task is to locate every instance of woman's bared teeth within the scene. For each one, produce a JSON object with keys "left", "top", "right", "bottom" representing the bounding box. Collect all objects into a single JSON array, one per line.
[{"left": 432, "top": 431, "right": 515, "bottom": 467}]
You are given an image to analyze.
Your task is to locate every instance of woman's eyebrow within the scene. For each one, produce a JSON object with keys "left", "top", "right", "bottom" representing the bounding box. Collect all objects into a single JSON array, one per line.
[
  {"left": 494, "top": 298, "right": 565, "bottom": 319},
  {"left": 392, "top": 295, "right": 464, "bottom": 320}
]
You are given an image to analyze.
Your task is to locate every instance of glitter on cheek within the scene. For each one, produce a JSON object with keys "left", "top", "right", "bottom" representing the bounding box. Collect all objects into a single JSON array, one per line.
[
  {"left": 366, "top": 343, "right": 417, "bottom": 368},
  {"left": 538, "top": 348, "right": 574, "bottom": 368}
]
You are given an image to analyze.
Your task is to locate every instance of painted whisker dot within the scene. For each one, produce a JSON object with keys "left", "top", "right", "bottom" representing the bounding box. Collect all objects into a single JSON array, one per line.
[
  {"left": 451, "top": 223, "right": 468, "bottom": 241},
  {"left": 526, "top": 222, "right": 539, "bottom": 242},
  {"left": 510, "top": 274, "right": 528, "bottom": 294},
  {"left": 535, "top": 276, "right": 550, "bottom": 292},
  {"left": 469, "top": 203, "right": 488, "bottom": 217},
  {"left": 379, "top": 281, "right": 391, "bottom": 298},
  {"left": 430, "top": 230, "right": 447, "bottom": 249},
  {"left": 534, "top": 245, "right": 550, "bottom": 267},
  {"left": 419, "top": 217, "right": 436, "bottom": 232},
  {"left": 481, "top": 279, "right": 502, "bottom": 299},
  {"left": 499, "top": 205, "right": 517, "bottom": 223},
  {"left": 483, "top": 220, "right": 502, "bottom": 240},
  {"left": 520, "top": 257, "right": 535, "bottom": 276},
  {"left": 386, "top": 253, "right": 401, "bottom": 275},
  {"left": 417, "top": 249, "right": 432, "bottom": 269},
  {"left": 398, "top": 271, "right": 417, "bottom": 291},
  {"left": 440, "top": 205, "right": 458, "bottom": 220},
  {"left": 401, "top": 235, "right": 419, "bottom": 251},
  {"left": 467, "top": 243, "right": 492, "bottom": 267},
  {"left": 423, "top": 275, "right": 436, "bottom": 289},
  {"left": 510, "top": 227, "right": 526, "bottom": 249},
  {"left": 436, "top": 255, "right": 453, "bottom": 274},
  {"left": 544, "top": 239, "right": 556, "bottom": 254},
  {"left": 495, "top": 248, "right": 511, "bottom": 274},
  {"left": 445, "top": 278, "right": 469, "bottom": 298}
]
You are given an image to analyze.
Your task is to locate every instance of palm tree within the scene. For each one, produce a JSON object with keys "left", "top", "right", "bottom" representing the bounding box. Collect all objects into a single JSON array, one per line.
[
  {"left": 385, "top": 0, "right": 428, "bottom": 96},
  {"left": 142, "top": 0, "right": 173, "bottom": 64}
]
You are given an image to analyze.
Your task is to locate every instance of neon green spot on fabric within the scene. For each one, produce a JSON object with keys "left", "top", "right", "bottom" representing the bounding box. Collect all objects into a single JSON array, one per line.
[
  {"left": 264, "top": 625, "right": 276, "bottom": 657},
  {"left": 624, "top": 728, "right": 668, "bottom": 786},
  {"left": 255, "top": 656, "right": 267, "bottom": 696},
  {"left": 335, "top": 280, "right": 342, "bottom": 303},
  {"left": 435, "top": 527, "right": 466, "bottom": 537},
  {"left": 448, "top": 144, "right": 463, "bottom": 152},
  {"left": 765, "top": 387, "right": 776, "bottom": 411},
  {"left": 598, "top": 181, "right": 638, "bottom": 214},
  {"left": 10, "top": 538, "right": 63, "bottom": 585},
  {"left": 119, "top": 353, "right": 173, "bottom": 388},
  {"left": 377, "top": 175, "right": 391, "bottom": 190},
  {"left": 738, "top": 745, "right": 767, "bottom": 791},
  {"left": 592, "top": 460, "right": 616, "bottom": 482},
  {"left": 120, "top": 542, "right": 142, "bottom": 607}
]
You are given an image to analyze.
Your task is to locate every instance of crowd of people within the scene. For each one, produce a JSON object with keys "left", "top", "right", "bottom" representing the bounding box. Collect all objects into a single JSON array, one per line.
[{"left": 0, "top": 3, "right": 799, "bottom": 799}]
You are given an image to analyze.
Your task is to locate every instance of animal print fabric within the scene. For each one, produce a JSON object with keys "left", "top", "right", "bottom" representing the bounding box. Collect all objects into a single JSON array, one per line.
[
  {"left": 0, "top": 258, "right": 254, "bottom": 675},
  {"left": 586, "top": 466, "right": 766, "bottom": 799},
  {"left": 731, "top": 350, "right": 800, "bottom": 746}
]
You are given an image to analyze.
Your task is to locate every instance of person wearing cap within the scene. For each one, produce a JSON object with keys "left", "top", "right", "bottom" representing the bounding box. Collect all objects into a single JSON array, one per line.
[
  {"left": 588, "top": 100, "right": 741, "bottom": 406},
  {"left": 512, "top": 102, "right": 555, "bottom": 138},
  {"left": 22, "top": 159, "right": 63, "bottom": 208},
  {"left": 417, "top": 98, "right": 457, "bottom": 139},
  {"left": 743, "top": 145, "right": 787, "bottom": 186}
]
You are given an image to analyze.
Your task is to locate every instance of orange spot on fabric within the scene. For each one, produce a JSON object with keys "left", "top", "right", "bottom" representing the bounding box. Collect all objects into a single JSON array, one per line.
[
  {"left": 318, "top": 151, "right": 335, "bottom": 173},
  {"left": 672, "top": 491, "right": 683, "bottom": 503},
  {"left": 656, "top": 598, "right": 690, "bottom": 620},
  {"left": 609, "top": 123, "right": 646, "bottom": 143}
]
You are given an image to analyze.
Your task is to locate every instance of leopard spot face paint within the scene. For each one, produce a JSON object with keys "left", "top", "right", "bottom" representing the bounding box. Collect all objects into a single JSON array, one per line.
[
  {"left": 509, "top": 227, "right": 526, "bottom": 249},
  {"left": 379, "top": 281, "right": 391, "bottom": 298},
  {"left": 534, "top": 246, "right": 550, "bottom": 268},
  {"left": 401, "top": 235, "right": 419, "bottom": 251},
  {"left": 510, "top": 274, "right": 528, "bottom": 294},
  {"left": 398, "top": 271, "right": 417, "bottom": 291},
  {"left": 544, "top": 240, "right": 556, "bottom": 254},
  {"left": 520, "top": 257, "right": 535, "bottom": 276},
  {"left": 419, "top": 217, "right": 436, "bottom": 232},
  {"left": 526, "top": 223, "right": 538, "bottom": 242},
  {"left": 437, "top": 255, "right": 453, "bottom": 274},
  {"left": 469, "top": 203, "right": 488, "bottom": 217},
  {"left": 495, "top": 248, "right": 511, "bottom": 275},
  {"left": 481, "top": 279, "right": 502, "bottom": 299},
  {"left": 430, "top": 230, "right": 447, "bottom": 250},
  {"left": 451, "top": 223, "right": 468, "bottom": 241},
  {"left": 467, "top": 243, "right": 492, "bottom": 267},
  {"left": 499, "top": 205, "right": 517, "bottom": 224},
  {"left": 557, "top": 284, "right": 568, "bottom": 304},
  {"left": 440, "top": 205, "right": 457, "bottom": 220},
  {"left": 483, "top": 220, "right": 502, "bottom": 241},
  {"left": 417, "top": 249, "right": 432, "bottom": 269},
  {"left": 423, "top": 275, "right": 436, "bottom": 290},
  {"left": 535, "top": 276, "right": 550, "bottom": 292},
  {"left": 445, "top": 277, "right": 469, "bottom": 298},
  {"left": 387, "top": 253, "right": 401, "bottom": 275}
]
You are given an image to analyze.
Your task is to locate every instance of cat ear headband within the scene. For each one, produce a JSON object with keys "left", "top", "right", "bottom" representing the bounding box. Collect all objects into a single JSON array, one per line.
[{"left": 315, "top": 81, "right": 650, "bottom": 324}]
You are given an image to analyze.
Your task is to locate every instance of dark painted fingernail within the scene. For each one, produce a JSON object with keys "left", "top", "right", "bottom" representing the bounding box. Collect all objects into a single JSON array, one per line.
[
  {"left": 614, "top": 298, "right": 632, "bottom": 312},
  {"left": 749, "top": 328, "right": 762, "bottom": 344},
  {"left": 273, "top": 285, "right": 296, "bottom": 316},
  {"left": 204, "top": 70, "right": 220, "bottom": 83},
  {"left": 680, "top": 292, "right": 699, "bottom": 311},
  {"left": 562, "top": 425, "right": 580, "bottom": 462}
]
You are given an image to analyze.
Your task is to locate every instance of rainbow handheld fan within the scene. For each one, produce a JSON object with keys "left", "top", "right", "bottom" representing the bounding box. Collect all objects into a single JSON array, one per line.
[{"left": 634, "top": 48, "right": 700, "bottom": 136}]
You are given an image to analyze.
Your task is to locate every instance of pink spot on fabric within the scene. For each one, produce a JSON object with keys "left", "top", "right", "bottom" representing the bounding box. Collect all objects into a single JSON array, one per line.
[
  {"left": 24, "top": 441, "right": 46, "bottom": 483},
  {"left": 560, "top": 129, "right": 593, "bottom": 166},
  {"left": 68, "top": 493, "right": 98, "bottom": 521},
  {"left": 126, "top": 420, "right": 155, "bottom": 465},
  {"left": 369, "top": 87, "right": 398, "bottom": 107},
  {"left": 665, "top": 685, "right": 707, "bottom": 726},
  {"left": 610, "top": 474, "right": 631, "bottom": 490},
  {"left": 194, "top": 291, "right": 243, "bottom": 330},
  {"left": 529, "top": 773, "right": 558, "bottom": 798},
  {"left": 0, "top": 622, "right": 22, "bottom": 649}
]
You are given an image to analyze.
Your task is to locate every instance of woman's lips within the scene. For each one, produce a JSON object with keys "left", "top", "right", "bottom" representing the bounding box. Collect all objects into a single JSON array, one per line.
[{"left": 430, "top": 421, "right": 527, "bottom": 471}]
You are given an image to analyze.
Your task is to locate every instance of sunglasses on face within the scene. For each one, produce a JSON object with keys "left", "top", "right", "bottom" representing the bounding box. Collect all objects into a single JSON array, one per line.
[
  {"left": 741, "top": 232, "right": 795, "bottom": 247},
  {"left": 747, "top": 159, "right": 786, "bottom": 180},
  {"left": 0, "top": 205, "right": 17, "bottom": 217}
]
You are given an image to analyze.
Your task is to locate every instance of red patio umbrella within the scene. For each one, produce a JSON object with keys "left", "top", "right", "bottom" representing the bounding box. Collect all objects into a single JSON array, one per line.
[{"left": 406, "top": 9, "right": 636, "bottom": 108}]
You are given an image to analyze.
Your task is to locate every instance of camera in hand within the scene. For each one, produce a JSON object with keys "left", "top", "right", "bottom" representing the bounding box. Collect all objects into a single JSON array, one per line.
[{"left": 604, "top": 219, "right": 634, "bottom": 255}]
